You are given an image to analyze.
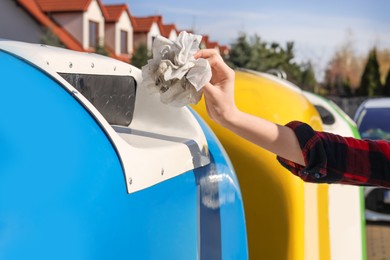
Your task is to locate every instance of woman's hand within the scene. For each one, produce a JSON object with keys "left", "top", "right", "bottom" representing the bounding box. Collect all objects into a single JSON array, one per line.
[
  {"left": 195, "top": 49, "right": 305, "bottom": 166},
  {"left": 194, "top": 49, "right": 239, "bottom": 127}
]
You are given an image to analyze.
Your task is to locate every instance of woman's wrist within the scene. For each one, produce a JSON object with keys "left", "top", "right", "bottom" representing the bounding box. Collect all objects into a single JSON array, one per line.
[{"left": 220, "top": 107, "right": 242, "bottom": 130}]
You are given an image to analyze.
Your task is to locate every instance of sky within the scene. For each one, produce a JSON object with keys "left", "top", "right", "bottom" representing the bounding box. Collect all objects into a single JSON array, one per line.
[{"left": 103, "top": 0, "right": 390, "bottom": 80}]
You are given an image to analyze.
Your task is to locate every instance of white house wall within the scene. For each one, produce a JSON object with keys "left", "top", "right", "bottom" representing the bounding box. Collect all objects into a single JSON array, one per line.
[
  {"left": 115, "top": 12, "right": 133, "bottom": 55},
  {"left": 147, "top": 23, "right": 160, "bottom": 50},
  {"left": 168, "top": 31, "right": 177, "bottom": 41},
  {"left": 83, "top": 0, "right": 105, "bottom": 49}
]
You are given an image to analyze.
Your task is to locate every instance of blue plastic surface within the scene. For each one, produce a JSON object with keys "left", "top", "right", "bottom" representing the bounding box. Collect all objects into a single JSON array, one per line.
[
  {"left": 0, "top": 50, "right": 248, "bottom": 260},
  {"left": 192, "top": 110, "right": 249, "bottom": 260},
  {"left": 0, "top": 51, "right": 198, "bottom": 260}
]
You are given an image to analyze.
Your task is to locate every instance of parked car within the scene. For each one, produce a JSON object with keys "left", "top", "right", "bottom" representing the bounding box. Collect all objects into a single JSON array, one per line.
[
  {"left": 364, "top": 187, "right": 390, "bottom": 221},
  {"left": 354, "top": 98, "right": 390, "bottom": 141},
  {"left": 354, "top": 98, "right": 390, "bottom": 222}
]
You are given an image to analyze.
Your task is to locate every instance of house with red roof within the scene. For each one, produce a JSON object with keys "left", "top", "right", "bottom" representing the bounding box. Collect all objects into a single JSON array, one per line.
[
  {"left": 159, "top": 23, "right": 177, "bottom": 42},
  {"left": 104, "top": 4, "right": 134, "bottom": 60},
  {"left": 34, "top": 0, "right": 107, "bottom": 51},
  {"left": 3, "top": 0, "right": 134, "bottom": 61},
  {"left": 1, "top": 0, "right": 229, "bottom": 62},
  {"left": 200, "top": 35, "right": 220, "bottom": 53},
  {"left": 219, "top": 45, "right": 230, "bottom": 58},
  {"left": 1, "top": 0, "right": 84, "bottom": 51},
  {"left": 0, "top": 0, "right": 45, "bottom": 44},
  {"left": 132, "top": 16, "right": 162, "bottom": 51}
]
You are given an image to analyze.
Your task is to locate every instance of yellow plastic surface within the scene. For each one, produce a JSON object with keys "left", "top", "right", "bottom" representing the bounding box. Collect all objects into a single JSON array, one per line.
[{"left": 192, "top": 71, "right": 328, "bottom": 260}]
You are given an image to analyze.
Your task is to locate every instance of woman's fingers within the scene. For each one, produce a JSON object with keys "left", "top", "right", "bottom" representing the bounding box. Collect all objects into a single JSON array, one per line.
[
  {"left": 203, "top": 82, "right": 214, "bottom": 93},
  {"left": 194, "top": 49, "right": 219, "bottom": 59},
  {"left": 196, "top": 49, "right": 235, "bottom": 83},
  {"left": 195, "top": 49, "right": 224, "bottom": 68},
  {"left": 195, "top": 49, "right": 225, "bottom": 68}
]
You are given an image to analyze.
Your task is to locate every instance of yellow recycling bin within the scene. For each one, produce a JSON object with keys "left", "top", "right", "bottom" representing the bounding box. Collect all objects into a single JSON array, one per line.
[{"left": 193, "top": 70, "right": 330, "bottom": 260}]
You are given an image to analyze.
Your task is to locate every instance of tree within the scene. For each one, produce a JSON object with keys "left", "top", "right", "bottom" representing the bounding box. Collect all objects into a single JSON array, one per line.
[
  {"left": 324, "top": 30, "right": 365, "bottom": 95},
  {"left": 300, "top": 62, "right": 317, "bottom": 92},
  {"left": 95, "top": 45, "right": 109, "bottom": 56},
  {"left": 324, "top": 32, "right": 389, "bottom": 95},
  {"left": 358, "top": 48, "right": 382, "bottom": 96},
  {"left": 377, "top": 49, "right": 390, "bottom": 84},
  {"left": 131, "top": 43, "right": 150, "bottom": 68},
  {"left": 227, "top": 33, "right": 315, "bottom": 88},
  {"left": 40, "top": 27, "right": 64, "bottom": 48},
  {"left": 93, "top": 37, "right": 108, "bottom": 56},
  {"left": 226, "top": 33, "right": 252, "bottom": 68},
  {"left": 280, "top": 42, "right": 303, "bottom": 86},
  {"left": 383, "top": 70, "right": 390, "bottom": 97},
  {"left": 246, "top": 35, "right": 268, "bottom": 71}
]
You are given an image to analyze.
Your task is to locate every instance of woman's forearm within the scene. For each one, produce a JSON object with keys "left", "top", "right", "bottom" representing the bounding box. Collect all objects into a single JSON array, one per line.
[
  {"left": 195, "top": 49, "right": 305, "bottom": 167},
  {"left": 222, "top": 109, "right": 306, "bottom": 166}
]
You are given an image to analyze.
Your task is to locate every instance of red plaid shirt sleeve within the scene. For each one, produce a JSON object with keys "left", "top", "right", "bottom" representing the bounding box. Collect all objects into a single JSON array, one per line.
[{"left": 277, "top": 121, "right": 390, "bottom": 187}]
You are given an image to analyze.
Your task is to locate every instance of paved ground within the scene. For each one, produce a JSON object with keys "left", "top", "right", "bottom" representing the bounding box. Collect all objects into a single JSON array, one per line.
[{"left": 366, "top": 222, "right": 390, "bottom": 260}]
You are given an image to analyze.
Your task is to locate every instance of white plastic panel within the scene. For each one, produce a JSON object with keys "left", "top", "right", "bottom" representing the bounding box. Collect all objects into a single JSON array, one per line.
[{"left": 0, "top": 40, "right": 210, "bottom": 193}]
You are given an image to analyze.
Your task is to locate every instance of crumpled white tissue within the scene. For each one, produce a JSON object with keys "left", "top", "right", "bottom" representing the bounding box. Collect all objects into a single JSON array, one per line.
[{"left": 140, "top": 31, "right": 211, "bottom": 107}]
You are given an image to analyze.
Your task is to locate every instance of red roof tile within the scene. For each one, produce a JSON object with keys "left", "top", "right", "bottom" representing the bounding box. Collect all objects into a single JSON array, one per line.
[
  {"left": 17, "top": 0, "right": 84, "bottom": 51},
  {"left": 132, "top": 16, "right": 161, "bottom": 33},
  {"left": 35, "top": 0, "right": 92, "bottom": 12},
  {"left": 35, "top": 0, "right": 109, "bottom": 18},
  {"left": 201, "top": 35, "right": 219, "bottom": 49},
  {"left": 207, "top": 41, "right": 219, "bottom": 49},
  {"left": 219, "top": 45, "right": 230, "bottom": 55},
  {"left": 160, "top": 24, "right": 177, "bottom": 38},
  {"left": 200, "top": 35, "right": 209, "bottom": 47},
  {"left": 104, "top": 4, "right": 131, "bottom": 23}
]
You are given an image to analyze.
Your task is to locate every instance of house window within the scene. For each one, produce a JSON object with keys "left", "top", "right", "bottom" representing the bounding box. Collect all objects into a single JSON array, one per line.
[
  {"left": 120, "top": 30, "right": 128, "bottom": 54},
  {"left": 89, "top": 21, "right": 99, "bottom": 48}
]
